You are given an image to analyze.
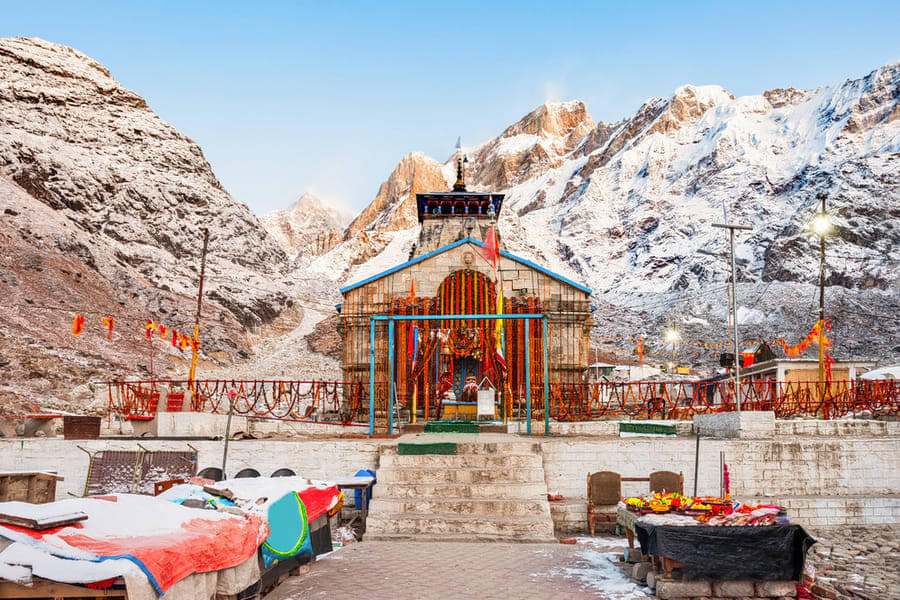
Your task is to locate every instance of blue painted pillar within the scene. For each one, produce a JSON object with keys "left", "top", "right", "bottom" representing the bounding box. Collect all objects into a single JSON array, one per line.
[
  {"left": 543, "top": 315, "right": 550, "bottom": 437},
  {"left": 388, "top": 318, "right": 395, "bottom": 435},
  {"left": 368, "top": 318, "right": 375, "bottom": 436},
  {"left": 525, "top": 318, "right": 531, "bottom": 435}
]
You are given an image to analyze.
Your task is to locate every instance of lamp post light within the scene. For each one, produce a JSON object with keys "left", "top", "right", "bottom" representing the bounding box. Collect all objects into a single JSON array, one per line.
[
  {"left": 710, "top": 222, "right": 752, "bottom": 413},
  {"left": 665, "top": 329, "right": 679, "bottom": 372},
  {"left": 808, "top": 194, "right": 831, "bottom": 400}
]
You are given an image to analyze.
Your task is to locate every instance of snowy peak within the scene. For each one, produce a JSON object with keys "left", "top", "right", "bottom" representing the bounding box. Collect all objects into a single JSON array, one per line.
[
  {"left": 0, "top": 37, "right": 136, "bottom": 101},
  {"left": 468, "top": 101, "right": 595, "bottom": 190},
  {"left": 498, "top": 100, "right": 595, "bottom": 147},
  {"left": 260, "top": 192, "right": 351, "bottom": 261},
  {"left": 646, "top": 84, "right": 735, "bottom": 135},
  {"left": 345, "top": 151, "right": 450, "bottom": 236}
]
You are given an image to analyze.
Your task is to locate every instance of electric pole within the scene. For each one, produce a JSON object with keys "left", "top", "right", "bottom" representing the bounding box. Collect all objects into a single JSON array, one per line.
[{"left": 712, "top": 222, "right": 752, "bottom": 413}]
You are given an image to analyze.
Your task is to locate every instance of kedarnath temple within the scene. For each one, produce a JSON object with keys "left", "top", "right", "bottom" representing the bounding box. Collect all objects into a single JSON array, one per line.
[{"left": 338, "top": 156, "right": 592, "bottom": 425}]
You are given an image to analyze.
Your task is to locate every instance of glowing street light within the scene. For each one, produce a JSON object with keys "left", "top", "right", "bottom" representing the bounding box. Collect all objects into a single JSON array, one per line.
[
  {"left": 810, "top": 213, "right": 831, "bottom": 237},
  {"left": 665, "top": 329, "right": 679, "bottom": 372}
]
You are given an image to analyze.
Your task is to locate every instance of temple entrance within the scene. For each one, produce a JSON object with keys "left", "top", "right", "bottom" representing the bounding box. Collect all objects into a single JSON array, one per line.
[{"left": 451, "top": 357, "right": 480, "bottom": 398}]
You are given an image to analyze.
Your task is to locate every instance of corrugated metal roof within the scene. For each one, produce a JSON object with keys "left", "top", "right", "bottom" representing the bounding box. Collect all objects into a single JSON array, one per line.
[{"left": 339, "top": 237, "right": 592, "bottom": 295}]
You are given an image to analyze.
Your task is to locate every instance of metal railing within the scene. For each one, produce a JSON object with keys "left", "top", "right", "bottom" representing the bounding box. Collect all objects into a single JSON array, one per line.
[
  {"left": 107, "top": 378, "right": 898, "bottom": 433},
  {"left": 107, "top": 379, "right": 370, "bottom": 426},
  {"left": 548, "top": 379, "right": 899, "bottom": 421}
]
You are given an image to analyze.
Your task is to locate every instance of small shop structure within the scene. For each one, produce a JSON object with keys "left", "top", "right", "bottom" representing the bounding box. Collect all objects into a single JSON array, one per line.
[
  {"left": 739, "top": 357, "right": 876, "bottom": 384},
  {"left": 338, "top": 158, "right": 592, "bottom": 426},
  {"left": 615, "top": 491, "right": 814, "bottom": 599}
]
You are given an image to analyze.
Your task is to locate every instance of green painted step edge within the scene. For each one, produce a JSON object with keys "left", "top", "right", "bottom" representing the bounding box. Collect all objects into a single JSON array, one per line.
[
  {"left": 424, "top": 421, "right": 480, "bottom": 434},
  {"left": 398, "top": 442, "right": 458, "bottom": 455},
  {"left": 619, "top": 422, "right": 676, "bottom": 435}
]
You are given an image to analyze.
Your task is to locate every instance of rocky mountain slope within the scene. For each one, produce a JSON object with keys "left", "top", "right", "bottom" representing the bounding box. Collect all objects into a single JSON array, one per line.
[
  {"left": 310, "top": 63, "right": 900, "bottom": 363},
  {"left": 259, "top": 192, "right": 351, "bottom": 264},
  {"left": 0, "top": 37, "right": 294, "bottom": 410}
]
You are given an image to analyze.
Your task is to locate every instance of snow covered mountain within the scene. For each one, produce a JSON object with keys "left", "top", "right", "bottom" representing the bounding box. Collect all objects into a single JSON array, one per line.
[
  {"left": 311, "top": 64, "right": 900, "bottom": 362},
  {"left": 259, "top": 192, "right": 351, "bottom": 263},
  {"left": 0, "top": 37, "right": 293, "bottom": 409}
]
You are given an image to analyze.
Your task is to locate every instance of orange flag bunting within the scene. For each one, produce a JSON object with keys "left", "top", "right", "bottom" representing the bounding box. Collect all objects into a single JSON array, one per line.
[
  {"left": 172, "top": 329, "right": 178, "bottom": 347},
  {"left": 100, "top": 316, "right": 114, "bottom": 340},
  {"left": 145, "top": 320, "right": 157, "bottom": 339},
  {"left": 158, "top": 324, "right": 167, "bottom": 339},
  {"left": 72, "top": 314, "right": 85, "bottom": 336}
]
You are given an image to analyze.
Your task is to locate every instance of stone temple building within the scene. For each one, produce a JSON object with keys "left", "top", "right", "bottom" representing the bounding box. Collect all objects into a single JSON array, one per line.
[{"left": 338, "top": 158, "right": 592, "bottom": 422}]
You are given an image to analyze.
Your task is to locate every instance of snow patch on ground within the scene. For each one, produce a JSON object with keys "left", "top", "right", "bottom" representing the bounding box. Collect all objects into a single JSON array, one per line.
[{"left": 559, "top": 541, "right": 651, "bottom": 599}]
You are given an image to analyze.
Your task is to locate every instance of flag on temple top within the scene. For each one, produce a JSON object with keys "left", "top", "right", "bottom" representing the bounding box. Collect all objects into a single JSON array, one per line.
[
  {"left": 72, "top": 314, "right": 84, "bottom": 336},
  {"left": 481, "top": 225, "right": 499, "bottom": 271}
]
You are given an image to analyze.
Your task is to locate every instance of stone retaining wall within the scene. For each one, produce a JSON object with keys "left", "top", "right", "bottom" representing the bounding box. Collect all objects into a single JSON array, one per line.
[{"left": 1, "top": 419, "right": 897, "bottom": 533}]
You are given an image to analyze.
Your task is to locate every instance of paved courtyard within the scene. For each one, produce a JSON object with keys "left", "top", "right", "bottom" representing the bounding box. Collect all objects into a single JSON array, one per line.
[{"left": 265, "top": 538, "right": 650, "bottom": 600}]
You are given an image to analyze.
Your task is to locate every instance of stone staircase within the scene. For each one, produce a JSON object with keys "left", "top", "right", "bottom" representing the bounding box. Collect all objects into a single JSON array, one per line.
[{"left": 365, "top": 436, "right": 556, "bottom": 543}]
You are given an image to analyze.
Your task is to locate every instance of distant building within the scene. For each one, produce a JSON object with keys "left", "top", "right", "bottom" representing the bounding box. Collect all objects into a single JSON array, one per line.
[
  {"left": 739, "top": 358, "right": 876, "bottom": 384},
  {"left": 586, "top": 363, "right": 662, "bottom": 382}
]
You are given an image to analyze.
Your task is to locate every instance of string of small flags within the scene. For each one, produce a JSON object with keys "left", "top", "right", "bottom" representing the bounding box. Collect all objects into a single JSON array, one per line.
[{"left": 70, "top": 314, "right": 195, "bottom": 352}]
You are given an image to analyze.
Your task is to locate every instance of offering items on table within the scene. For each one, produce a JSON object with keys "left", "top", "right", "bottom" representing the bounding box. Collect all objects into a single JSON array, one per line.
[
  {"left": 620, "top": 492, "right": 784, "bottom": 526},
  {"left": 616, "top": 494, "right": 814, "bottom": 582}
]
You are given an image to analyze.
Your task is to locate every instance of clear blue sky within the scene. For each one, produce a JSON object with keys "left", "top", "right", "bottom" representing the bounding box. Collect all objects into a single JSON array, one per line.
[{"left": 3, "top": 1, "right": 898, "bottom": 215}]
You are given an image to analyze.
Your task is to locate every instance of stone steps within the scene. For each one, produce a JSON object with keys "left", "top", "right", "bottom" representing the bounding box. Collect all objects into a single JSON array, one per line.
[
  {"left": 378, "top": 466, "right": 546, "bottom": 484},
  {"left": 382, "top": 441, "right": 541, "bottom": 455},
  {"left": 366, "top": 513, "right": 556, "bottom": 538},
  {"left": 380, "top": 453, "right": 542, "bottom": 468},
  {"left": 370, "top": 496, "right": 550, "bottom": 518},
  {"left": 376, "top": 481, "right": 549, "bottom": 499},
  {"left": 366, "top": 435, "right": 555, "bottom": 543}
]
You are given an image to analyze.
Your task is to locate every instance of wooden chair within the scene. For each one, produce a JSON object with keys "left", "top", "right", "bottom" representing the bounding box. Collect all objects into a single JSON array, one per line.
[
  {"left": 587, "top": 471, "right": 621, "bottom": 536},
  {"left": 649, "top": 470, "right": 684, "bottom": 494}
]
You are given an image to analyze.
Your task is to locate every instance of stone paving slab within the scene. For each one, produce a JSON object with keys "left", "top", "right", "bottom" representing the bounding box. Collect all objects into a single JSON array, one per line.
[{"left": 265, "top": 538, "right": 647, "bottom": 600}]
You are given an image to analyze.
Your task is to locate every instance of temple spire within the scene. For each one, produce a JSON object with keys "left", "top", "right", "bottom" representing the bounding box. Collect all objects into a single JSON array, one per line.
[{"left": 453, "top": 137, "right": 468, "bottom": 192}]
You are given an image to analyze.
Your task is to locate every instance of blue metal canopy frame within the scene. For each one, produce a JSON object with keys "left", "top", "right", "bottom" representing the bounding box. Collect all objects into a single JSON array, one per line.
[{"left": 369, "top": 313, "right": 550, "bottom": 436}]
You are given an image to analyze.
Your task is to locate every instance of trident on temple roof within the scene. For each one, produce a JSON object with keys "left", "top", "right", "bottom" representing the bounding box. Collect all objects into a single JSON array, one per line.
[{"left": 453, "top": 136, "right": 468, "bottom": 192}]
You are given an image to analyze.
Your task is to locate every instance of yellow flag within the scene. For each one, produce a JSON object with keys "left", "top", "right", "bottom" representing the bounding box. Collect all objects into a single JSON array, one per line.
[{"left": 495, "top": 282, "right": 503, "bottom": 346}]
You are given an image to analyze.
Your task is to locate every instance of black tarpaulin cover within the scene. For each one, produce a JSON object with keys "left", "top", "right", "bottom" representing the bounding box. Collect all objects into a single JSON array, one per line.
[{"left": 636, "top": 524, "right": 816, "bottom": 580}]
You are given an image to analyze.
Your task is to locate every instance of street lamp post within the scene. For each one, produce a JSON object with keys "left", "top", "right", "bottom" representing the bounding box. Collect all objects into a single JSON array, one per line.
[
  {"left": 810, "top": 194, "right": 831, "bottom": 401},
  {"left": 665, "top": 329, "right": 679, "bottom": 372},
  {"left": 711, "top": 222, "right": 752, "bottom": 413}
]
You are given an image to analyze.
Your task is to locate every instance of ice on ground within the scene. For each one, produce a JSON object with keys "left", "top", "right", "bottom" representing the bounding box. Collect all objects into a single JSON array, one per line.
[{"left": 562, "top": 546, "right": 650, "bottom": 599}]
